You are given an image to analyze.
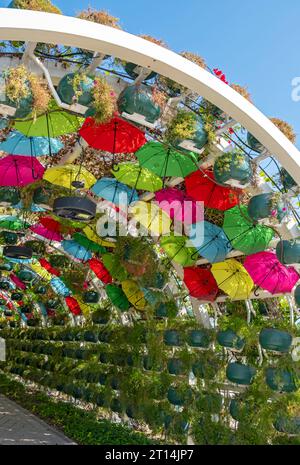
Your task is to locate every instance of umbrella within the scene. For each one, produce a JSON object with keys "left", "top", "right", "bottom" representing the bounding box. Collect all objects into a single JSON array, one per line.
[
  {"left": 29, "top": 261, "right": 53, "bottom": 281},
  {"left": 9, "top": 274, "right": 23, "bottom": 290},
  {"left": 65, "top": 296, "right": 81, "bottom": 316},
  {"left": 14, "top": 101, "right": 84, "bottom": 138},
  {"left": 73, "top": 232, "right": 106, "bottom": 254},
  {"left": 38, "top": 258, "right": 60, "bottom": 277},
  {"left": 155, "top": 187, "right": 203, "bottom": 225},
  {"left": 0, "top": 130, "right": 63, "bottom": 156},
  {"left": 30, "top": 224, "right": 63, "bottom": 242},
  {"left": 136, "top": 141, "right": 198, "bottom": 178},
  {"left": 106, "top": 283, "right": 130, "bottom": 311},
  {"left": 244, "top": 252, "right": 299, "bottom": 294},
  {"left": 50, "top": 277, "right": 71, "bottom": 296},
  {"left": 13, "top": 201, "right": 46, "bottom": 212},
  {"left": 121, "top": 279, "right": 146, "bottom": 310},
  {"left": 88, "top": 258, "right": 112, "bottom": 283},
  {"left": 83, "top": 225, "right": 116, "bottom": 249},
  {"left": 91, "top": 177, "right": 138, "bottom": 206},
  {"left": 223, "top": 205, "right": 274, "bottom": 255},
  {"left": 61, "top": 240, "right": 92, "bottom": 261},
  {"left": 79, "top": 116, "right": 146, "bottom": 153},
  {"left": 211, "top": 259, "right": 254, "bottom": 299},
  {"left": 185, "top": 169, "right": 241, "bottom": 211},
  {"left": 183, "top": 267, "right": 219, "bottom": 301},
  {"left": 0, "top": 215, "right": 29, "bottom": 231},
  {"left": 160, "top": 234, "right": 197, "bottom": 266},
  {"left": 39, "top": 216, "right": 64, "bottom": 233},
  {"left": 112, "top": 163, "right": 163, "bottom": 192},
  {"left": 189, "top": 221, "right": 232, "bottom": 263},
  {"left": 43, "top": 164, "right": 96, "bottom": 189},
  {"left": 129, "top": 201, "right": 172, "bottom": 236},
  {"left": 0, "top": 155, "right": 45, "bottom": 186}
]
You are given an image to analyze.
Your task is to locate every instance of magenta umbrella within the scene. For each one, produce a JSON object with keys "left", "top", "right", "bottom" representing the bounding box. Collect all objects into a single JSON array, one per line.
[
  {"left": 0, "top": 155, "right": 45, "bottom": 186},
  {"left": 244, "top": 251, "right": 299, "bottom": 294},
  {"left": 30, "top": 224, "right": 63, "bottom": 242},
  {"left": 10, "top": 273, "right": 26, "bottom": 290},
  {"left": 155, "top": 187, "right": 203, "bottom": 225}
]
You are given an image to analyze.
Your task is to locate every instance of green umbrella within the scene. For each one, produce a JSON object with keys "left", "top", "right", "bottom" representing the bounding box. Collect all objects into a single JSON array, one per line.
[
  {"left": 223, "top": 205, "right": 274, "bottom": 255},
  {"left": 106, "top": 284, "right": 130, "bottom": 311},
  {"left": 136, "top": 141, "right": 198, "bottom": 178},
  {"left": 14, "top": 101, "right": 84, "bottom": 138},
  {"left": 112, "top": 163, "right": 163, "bottom": 192},
  {"left": 102, "top": 253, "right": 128, "bottom": 281},
  {"left": 160, "top": 234, "right": 197, "bottom": 266},
  {"left": 73, "top": 232, "right": 106, "bottom": 254},
  {"left": 0, "top": 215, "right": 29, "bottom": 231}
]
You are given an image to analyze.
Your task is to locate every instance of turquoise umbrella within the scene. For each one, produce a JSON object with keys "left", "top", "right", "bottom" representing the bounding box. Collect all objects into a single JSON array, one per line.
[
  {"left": 189, "top": 221, "right": 232, "bottom": 263},
  {"left": 91, "top": 177, "right": 139, "bottom": 205},
  {"left": 61, "top": 240, "right": 92, "bottom": 261},
  {"left": 0, "top": 130, "right": 63, "bottom": 156}
]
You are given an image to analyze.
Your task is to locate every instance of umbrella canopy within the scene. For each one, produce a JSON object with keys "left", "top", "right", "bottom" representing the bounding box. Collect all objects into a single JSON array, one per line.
[
  {"left": 106, "top": 283, "right": 130, "bottom": 311},
  {"left": 0, "top": 155, "right": 45, "bottom": 187},
  {"left": 189, "top": 221, "right": 232, "bottom": 263},
  {"left": 50, "top": 277, "right": 71, "bottom": 296},
  {"left": 129, "top": 200, "right": 172, "bottom": 236},
  {"left": 223, "top": 205, "right": 274, "bottom": 255},
  {"left": 61, "top": 240, "right": 92, "bottom": 261},
  {"left": 0, "top": 130, "right": 63, "bottom": 156},
  {"left": 136, "top": 141, "right": 198, "bottom": 178},
  {"left": 39, "top": 216, "right": 63, "bottom": 233},
  {"left": 79, "top": 116, "right": 146, "bottom": 153},
  {"left": 83, "top": 225, "right": 116, "bottom": 249},
  {"left": 183, "top": 267, "right": 219, "bottom": 301},
  {"left": 73, "top": 232, "right": 106, "bottom": 254},
  {"left": 91, "top": 177, "right": 138, "bottom": 206},
  {"left": 211, "top": 259, "right": 254, "bottom": 299},
  {"left": 43, "top": 164, "right": 96, "bottom": 189},
  {"left": 14, "top": 101, "right": 84, "bottom": 138},
  {"left": 121, "top": 279, "right": 146, "bottom": 310},
  {"left": 38, "top": 258, "right": 60, "bottom": 277},
  {"left": 0, "top": 215, "right": 29, "bottom": 231},
  {"left": 30, "top": 224, "right": 63, "bottom": 242},
  {"left": 185, "top": 169, "right": 241, "bottom": 211},
  {"left": 88, "top": 258, "right": 112, "bottom": 284},
  {"left": 244, "top": 252, "right": 299, "bottom": 294},
  {"left": 112, "top": 163, "right": 163, "bottom": 192},
  {"left": 13, "top": 201, "right": 46, "bottom": 212},
  {"left": 160, "top": 234, "right": 197, "bottom": 266},
  {"left": 155, "top": 187, "right": 203, "bottom": 225},
  {"left": 29, "top": 261, "right": 53, "bottom": 281}
]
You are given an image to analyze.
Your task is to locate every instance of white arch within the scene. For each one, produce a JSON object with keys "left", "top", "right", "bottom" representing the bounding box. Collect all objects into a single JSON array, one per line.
[{"left": 0, "top": 8, "right": 300, "bottom": 183}]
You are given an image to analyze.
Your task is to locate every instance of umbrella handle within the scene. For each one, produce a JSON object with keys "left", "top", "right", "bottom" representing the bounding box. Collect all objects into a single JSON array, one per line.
[
  {"left": 254, "top": 286, "right": 260, "bottom": 297},
  {"left": 111, "top": 163, "right": 120, "bottom": 172}
]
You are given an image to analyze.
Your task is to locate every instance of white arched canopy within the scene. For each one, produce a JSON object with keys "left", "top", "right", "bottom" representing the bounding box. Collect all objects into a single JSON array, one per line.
[{"left": 0, "top": 8, "right": 300, "bottom": 183}]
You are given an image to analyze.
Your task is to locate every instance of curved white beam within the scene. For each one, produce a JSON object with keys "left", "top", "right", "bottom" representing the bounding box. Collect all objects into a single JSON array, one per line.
[{"left": 0, "top": 8, "right": 300, "bottom": 183}]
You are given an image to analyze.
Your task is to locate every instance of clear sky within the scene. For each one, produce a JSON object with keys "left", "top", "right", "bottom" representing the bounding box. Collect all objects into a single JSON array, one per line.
[{"left": 1, "top": 0, "right": 300, "bottom": 146}]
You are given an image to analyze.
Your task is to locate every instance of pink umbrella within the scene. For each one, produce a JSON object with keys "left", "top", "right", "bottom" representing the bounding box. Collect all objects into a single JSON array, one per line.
[
  {"left": 30, "top": 224, "right": 63, "bottom": 242},
  {"left": 155, "top": 187, "right": 203, "bottom": 225},
  {"left": 10, "top": 273, "right": 26, "bottom": 290},
  {"left": 0, "top": 155, "right": 45, "bottom": 186},
  {"left": 244, "top": 251, "right": 299, "bottom": 294}
]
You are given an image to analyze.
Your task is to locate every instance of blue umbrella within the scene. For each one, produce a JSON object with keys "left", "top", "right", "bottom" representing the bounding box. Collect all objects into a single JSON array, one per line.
[
  {"left": 61, "top": 240, "right": 92, "bottom": 261},
  {"left": 0, "top": 130, "right": 63, "bottom": 156},
  {"left": 91, "top": 177, "right": 139, "bottom": 206},
  {"left": 189, "top": 221, "right": 232, "bottom": 263},
  {"left": 14, "top": 200, "right": 46, "bottom": 212},
  {"left": 50, "top": 277, "right": 70, "bottom": 297},
  {"left": 7, "top": 257, "right": 33, "bottom": 264}
]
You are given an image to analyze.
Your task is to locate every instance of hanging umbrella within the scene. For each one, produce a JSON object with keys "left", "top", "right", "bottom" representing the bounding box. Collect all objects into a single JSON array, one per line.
[
  {"left": 183, "top": 267, "right": 219, "bottom": 301},
  {"left": 91, "top": 177, "right": 139, "bottom": 206},
  {"left": 0, "top": 215, "right": 29, "bottom": 231},
  {"left": 30, "top": 224, "right": 63, "bottom": 242},
  {"left": 0, "top": 130, "right": 63, "bottom": 156},
  {"left": 112, "top": 163, "right": 163, "bottom": 192},
  {"left": 155, "top": 187, "right": 203, "bottom": 225},
  {"left": 43, "top": 164, "right": 96, "bottom": 189},
  {"left": 244, "top": 252, "right": 299, "bottom": 294},
  {"left": 79, "top": 116, "right": 146, "bottom": 153},
  {"left": 50, "top": 277, "right": 71, "bottom": 296},
  {"left": 65, "top": 296, "right": 81, "bottom": 316},
  {"left": 223, "top": 205, "right": 274, "bottom": 255},
  {"left": 106, "top": 283, "right": 130, "bottom": 311},
  {"left": 83, "top": 225, "right": 116, "bottom": 249},
  {"left": 29, "top": 261, "right": 53, "bottom": 281},
  {"left": 13, "top": 201, "right": 46, "bottom": 212},
  {"left": 61, "top": 240, "right": 92, "bottom": 261},
  {"left": 136, "top": 141, "right": 198, "bottom": 178},
  {"left": 121, "top": 279, "right": 146, "bottom": 310},
  {"left": 0, "top": 155, "right": 45, "bottom": 187},
  {"left": 160, "top": 234, "right": 197, "bottom": 266},
  {"left": 9, "top": 274, "right": 23, "bottom": 290},
  {"left": 39, "top": 216, "right": 65, "bottom": 233},
  {"left": 88, "top": 257, "right": 112, "bottom": 283},
  {"left": 189, "top": 221, "right": 232, "bottom": 263},
  {"left": 73, "top": 232, "right": 106, "bottom": 254},
  {"left": 14, "top": 101, "right": 84, "bottom": 138},
  {"left": 185, "top": 169, "right": 241, "bottom": 211},
  {"left": 38, "top": 258, "right": 60, "bottom": 277},
  {"left": 211, "top": 259, "right": 254, "bottom": 299},
  {"left": 129, "top": 201, "right": 172, "bottom": 236}
]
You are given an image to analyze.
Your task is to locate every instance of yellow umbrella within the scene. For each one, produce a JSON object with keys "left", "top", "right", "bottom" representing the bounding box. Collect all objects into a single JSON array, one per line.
[
  {"left": 211, "top": 259, "right": 254, "bottom": 300},
  {"left": 83, "top": 225, "right": 116, "bottom": 249},
  {"left": 43, "top": 164, "right": 96, "bottom": 189},
  {"left": 121, "top": 279, "right": 146, "bottom": 310},
  {"left": 30, "top": 261, "right": 53, "bottom": 282},
  {"left": 75, "top": 295, "right": 91, "bottom": 318},
  {"left": 129, "top": 201, "right": 171, "bottom": 236}
]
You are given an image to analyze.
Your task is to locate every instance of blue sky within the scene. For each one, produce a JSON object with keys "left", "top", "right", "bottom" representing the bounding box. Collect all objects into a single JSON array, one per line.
[{"left": 1, "top": 0, "right": 300, "bottom": 145}]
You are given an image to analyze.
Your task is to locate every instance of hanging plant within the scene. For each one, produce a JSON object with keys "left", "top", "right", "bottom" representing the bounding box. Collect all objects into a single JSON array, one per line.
[
  {"left": 88, "top": 76, "right": 117, "bottom": 123},
  {"left": 231, "top": 84, "right": 252, "bottom": 102},
  {"left": 11, "top": 0, "right": 61, "bottom": 14},
  {"left": 270, "top": 118, "right": 296, "bottom": 143},
  {"left": 164, "top": 110, "right": 198, "bottom": 144},
  {"left": 77, "top": 8, "right": 121, "bottom": 29}
]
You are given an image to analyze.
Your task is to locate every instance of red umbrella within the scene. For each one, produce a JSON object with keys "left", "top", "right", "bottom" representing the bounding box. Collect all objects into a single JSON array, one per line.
[
  {"left": 183, "top": 266, "right": 219, "bottom": 302},
  {"left": 79, "top": 116, "right": 146, "bottom": 153},
  {"left": 39, "top": 258, "right": 60, "bottom": 277},
  {"left": 0, "top": 155, "right": 45, "bottom": 187},
  {"left": 185, "top": 169, "right": 241, "bottom": 211},
  {"left": 88, "top": 258, "right": 112, "bottom": 284},
  {"left": 65, "top": 296, "right": 81, "bottom": 316},
  {"left": 39, "top": 217, "right": 62, "bottom": 233}
]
